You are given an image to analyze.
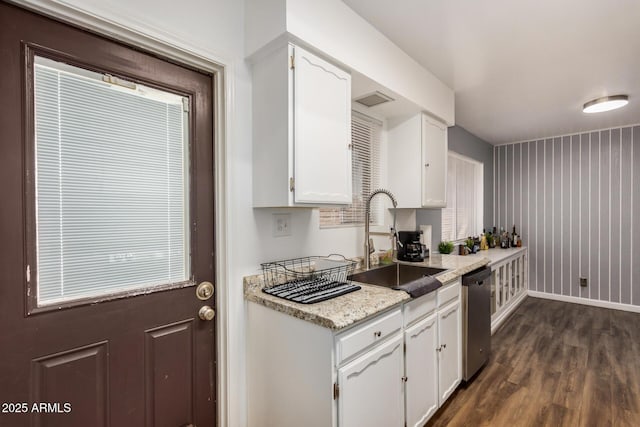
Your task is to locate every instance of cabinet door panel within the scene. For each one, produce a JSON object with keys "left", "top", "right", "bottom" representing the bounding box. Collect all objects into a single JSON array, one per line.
[
  {"left": 437, "top": 300, "right": 461, "bottom": 405},
  {"left": 422, "top": 115, "right": 447, "bottom": 207},
  {"left": 338, "top": 334, "right": 404, "bottom": 427},
  {"left": 293, "top": 46, "right": 352, "bottom": 204},
  {"left": 405, "top": 314, "right": 438, "bottom": 427}
]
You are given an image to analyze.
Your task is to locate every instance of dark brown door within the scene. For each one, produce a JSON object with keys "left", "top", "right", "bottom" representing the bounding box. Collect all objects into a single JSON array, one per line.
[{"left": 0, "top": 4, "right": 216, "bottom": 427}]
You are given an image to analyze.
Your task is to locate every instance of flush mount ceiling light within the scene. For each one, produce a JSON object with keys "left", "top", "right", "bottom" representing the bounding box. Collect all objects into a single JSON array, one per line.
[{"left": 583, "top": 95, "right": 629, "bottom": 113}]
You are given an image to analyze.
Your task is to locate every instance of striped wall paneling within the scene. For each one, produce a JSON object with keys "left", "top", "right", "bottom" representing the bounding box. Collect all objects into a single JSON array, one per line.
[{"left": 494, "top": 125, "right": 639, "bottom": 307}]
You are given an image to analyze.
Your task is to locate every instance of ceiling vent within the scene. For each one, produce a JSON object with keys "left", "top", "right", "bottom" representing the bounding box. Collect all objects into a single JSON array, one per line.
[{"left": 354, "top": 91, "right": 394, "bottom": 107}]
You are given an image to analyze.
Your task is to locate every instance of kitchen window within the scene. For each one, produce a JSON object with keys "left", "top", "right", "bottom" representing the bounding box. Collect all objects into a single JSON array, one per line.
[
  {"left": 441, "top": 152, "right": 483, "bottom": 241},
  {"left": 319, "top": 111, "right": 382, "bottom": 227}
]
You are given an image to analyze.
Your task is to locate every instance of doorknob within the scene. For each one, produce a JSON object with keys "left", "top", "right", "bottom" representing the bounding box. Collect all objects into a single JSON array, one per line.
[
  {"left": 196, "top": 281, "right": 214, "bottom": 300},
  {"left": 198, "top": 306, "right": 215, "bottom": 321}
]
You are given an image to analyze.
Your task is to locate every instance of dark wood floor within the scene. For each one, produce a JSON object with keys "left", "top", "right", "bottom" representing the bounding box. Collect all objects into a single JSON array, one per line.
[{"left": 426, "top": 297, "right": 640, "bottom": 427}]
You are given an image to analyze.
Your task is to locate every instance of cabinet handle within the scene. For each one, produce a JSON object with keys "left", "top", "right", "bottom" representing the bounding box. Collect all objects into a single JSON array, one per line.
[
  {"left": 401, "top": 376, "right": 408, "bottom": 383},
  {"left": 373, "top": 331, "right": 382, "bottom": 338},
  {"left": 425, "top": 163, "right": 430, "bottom": 167},
  {"left": 442, "top": 343, "right": 446, "bottom": 349}
]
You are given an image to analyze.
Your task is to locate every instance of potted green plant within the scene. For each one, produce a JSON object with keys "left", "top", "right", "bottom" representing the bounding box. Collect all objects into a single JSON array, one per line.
[{"left": 438, "top": 241, "right": 454, "bottom": 254}]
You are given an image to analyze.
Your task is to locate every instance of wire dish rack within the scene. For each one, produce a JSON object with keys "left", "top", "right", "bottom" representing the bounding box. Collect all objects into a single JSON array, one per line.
[{"left": 261, "top": 255, "right": 360, "bottom": 304}]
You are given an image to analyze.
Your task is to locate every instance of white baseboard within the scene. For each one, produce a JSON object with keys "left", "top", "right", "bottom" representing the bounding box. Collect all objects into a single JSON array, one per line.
[
  {"left": 491, "top": 290, "right": 528, "bottom": 334},
  {"left": 528, "top": 290, "right": 640, "bottom": 314}
]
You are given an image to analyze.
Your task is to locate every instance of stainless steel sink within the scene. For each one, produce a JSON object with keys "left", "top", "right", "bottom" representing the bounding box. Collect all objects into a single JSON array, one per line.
[{"left": 348, "top": 263, "right": 447, "bottom": 289}]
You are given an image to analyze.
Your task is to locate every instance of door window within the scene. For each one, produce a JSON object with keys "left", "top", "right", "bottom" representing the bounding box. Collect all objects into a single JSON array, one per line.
[{"left": 33, "top": 56, "right": 190, "bottom": 306}]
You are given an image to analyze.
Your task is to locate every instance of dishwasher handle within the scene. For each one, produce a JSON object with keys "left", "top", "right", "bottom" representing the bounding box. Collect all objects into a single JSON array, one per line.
[{"left": 462, "top": 266, "right": 491, "bottom": 286}]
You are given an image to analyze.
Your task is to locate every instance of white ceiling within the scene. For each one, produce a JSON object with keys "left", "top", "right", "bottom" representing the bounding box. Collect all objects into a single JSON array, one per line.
[{"left": 344, "top": 0, "right": 640, "bottom": 144}]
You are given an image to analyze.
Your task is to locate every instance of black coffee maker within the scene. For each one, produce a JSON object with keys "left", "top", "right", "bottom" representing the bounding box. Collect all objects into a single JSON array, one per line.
[{"left": 396, "top": 231, "right": 428, "bottom": 262}]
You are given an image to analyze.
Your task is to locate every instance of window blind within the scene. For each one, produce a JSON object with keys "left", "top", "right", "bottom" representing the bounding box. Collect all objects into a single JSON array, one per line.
[
  {"left": 34, "top": 57, "right": 189, "bottom": 305},
  {"left": 320, "top": 112, "right": 381, "bottom": 227},
  {"left": 441, "top": 153, "right": 483, "bottom": 242}
]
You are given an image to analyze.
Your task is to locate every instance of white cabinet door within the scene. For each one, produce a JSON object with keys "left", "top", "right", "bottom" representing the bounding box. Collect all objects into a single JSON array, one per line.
[
  {"left": 437, "top": 300, "right": 461, "bottom": 405},
  {"left": 404, "top": 314, "right": 439, "bottom": 427},
  {"left": 293, "top": 45, "right": 352, "bottom": 204},
  {"left": 387, "top": 113, "right": 447, "bottom": 208},
  {"left": 338, "top": 334, "right": 404, "bottom": 427},
  {"left": 421, "top": 115, "right": 447, "bottom": 208}
]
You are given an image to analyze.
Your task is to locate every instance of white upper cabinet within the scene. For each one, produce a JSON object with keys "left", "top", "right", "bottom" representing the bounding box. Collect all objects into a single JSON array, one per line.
[
  {"left": 387, "top": 113, "right": 448, "bottom": 208},
  {"left": 252, "top": 43, "right": 352, "bottom": 207},
  {"left": 421, "top": 115, "right": 448, "bottom": 207}
]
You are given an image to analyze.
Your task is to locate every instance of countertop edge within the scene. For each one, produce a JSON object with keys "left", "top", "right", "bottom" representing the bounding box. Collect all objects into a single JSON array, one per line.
[{"left": 243, "top": 254, "right": 491, "bottom": 331}]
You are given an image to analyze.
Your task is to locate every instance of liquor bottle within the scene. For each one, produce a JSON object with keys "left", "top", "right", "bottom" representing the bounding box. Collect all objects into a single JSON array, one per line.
[
  {"left": 480, "top": 230, "right": 489, "bottom": 250},
  {"left": 512, "top": 225, "right": 518, "bottom": 247},
  {"left": 500, "top": 227, "right": 509, "bottom": 249}
]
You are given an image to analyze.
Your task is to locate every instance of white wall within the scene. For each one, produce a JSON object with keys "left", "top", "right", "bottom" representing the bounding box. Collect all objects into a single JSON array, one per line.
[
  {"left": 245, "top": 0, "right": 455, "bottom": 125},
  {"left": 16, "top": 2, "right": 437, "bottom": 425},
  {"left": 14, "top": 0, "right": 252, "bottom": 425},
  {"left": 495, "top": 126, "right": 640, "bottom": 309}
]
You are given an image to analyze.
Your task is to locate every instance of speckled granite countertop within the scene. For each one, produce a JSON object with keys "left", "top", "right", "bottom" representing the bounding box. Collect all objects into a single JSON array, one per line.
[
  {"left": 453, "top": 246, "right": 527, "bottom": 266},
  {"left": 244, "top": 274, "right": 410, "bottom": 330},
  {"left": 244, "top": 253, "right": 490, "bottom": 331}
]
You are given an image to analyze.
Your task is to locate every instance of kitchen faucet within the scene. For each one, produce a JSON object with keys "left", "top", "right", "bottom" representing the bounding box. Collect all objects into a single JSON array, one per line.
[{"left": 364, "top": 189, "right": 398, "bottom": 270}]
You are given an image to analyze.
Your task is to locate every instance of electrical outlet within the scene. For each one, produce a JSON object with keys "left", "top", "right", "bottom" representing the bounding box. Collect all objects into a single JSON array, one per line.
[
  {"left": 579, "top": 277, "right": 588, "bottom": 287},
  {"left": 273, "top": 213, "right": 291, "bottom": 237}
]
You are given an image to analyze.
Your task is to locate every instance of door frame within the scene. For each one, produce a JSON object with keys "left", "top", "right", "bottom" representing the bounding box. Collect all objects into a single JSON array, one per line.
[{"left": 7, "top": 1, "right": 232, "bottom": 425}]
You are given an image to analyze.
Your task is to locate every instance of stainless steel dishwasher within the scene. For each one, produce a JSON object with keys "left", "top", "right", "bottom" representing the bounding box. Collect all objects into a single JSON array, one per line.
[{"left": 462, "top": 266, "right": 492, "bottom": 381}]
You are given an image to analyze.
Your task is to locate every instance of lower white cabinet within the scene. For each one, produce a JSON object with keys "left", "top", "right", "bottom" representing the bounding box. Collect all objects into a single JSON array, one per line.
[
  {"left": 247, "top": 278, "right": 463, "bottom": 427},
  {"left": 404, "top": 314, "right": 438, "bottom": 427},
  {"left": 437, "top": 300, "right": 462, "bottom": 405},
  {"left": 404, "top": 280, "right": 462, "bottom": 427},
  {"left": 338, "top": 334, "right": 404, "bottom": 427}
]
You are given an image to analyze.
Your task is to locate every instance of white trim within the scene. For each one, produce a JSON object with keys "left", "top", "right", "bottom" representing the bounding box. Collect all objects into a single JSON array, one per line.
[
  {"left": 619, "top": 129, "right": 622, "bottom": 303},
  {"left": 554, "top": 138, "right": 565, "bottom": 294},
  {"left": 528, "top": 291, "right": 640, "bottom": 314},
  {"left": 504, "top": 145, "right": 507, "bottom": 228},
  {"left": 527, "top": 141, "right": 530, "bottom": 275},
  {"left": 589, "top": 133, "right": 592, "bottom": 300},
  {"left": 598, "top": 133, "right": 601, "bottom": 300},
  {"left": 494, "top": 122, "right": 640, "bottom": 146},
  {"left": 493, "top": 146, "right": 496, "bottom": 227},
  {"left": 534, "top": 140, "right": 538, "bottom": 291},
  {"left": 9, "top": 1, "right": 233, "bottom": 425},
  {"left": 519, "top": 142, "right": 522, "bottom": 241},
  {"left": 608, "top": 130, "right": 612, "bottom": 302},
  {"left": 569, "top": 136, "right": 572, "bottom": 297},
  {"left": 543, "top": 140, "right": 546, "bottom": 293},
  {"left": 551, "top": 138, "right": 555, "bottom": 294},
  {"left": 579, "top": 134, "right": 582, "bottom": 297},
  {"left": 511, "top": 144, "right": 514, "bottom": 229},
  {"left": 491, "top": 291, "right": 527, "bottom": 334}
]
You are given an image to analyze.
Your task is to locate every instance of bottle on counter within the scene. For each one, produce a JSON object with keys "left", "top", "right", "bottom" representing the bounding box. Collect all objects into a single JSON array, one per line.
[
  {"left": 500, "top": 227, "right": 509, "bottom": 249},
  {"left": 489, "top": 227, "right": 497, "bottom": 248},
  {"left": 480, "top": 230, "right": 489, "bottom": 250},
  {"left": 512, "top": 225, "right": 518, "bottom": 247}
]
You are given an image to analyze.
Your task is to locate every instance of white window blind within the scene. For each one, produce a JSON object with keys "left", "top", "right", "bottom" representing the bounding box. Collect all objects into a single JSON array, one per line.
[
  {"left": 34, "top": 56, "right": 189, "bottom": 305},
  {"left": 441, "top": 152, "right": 483, "bottom": 242},
  {"left": 320, "top": 111, "right": 381, "bottom": 227}
]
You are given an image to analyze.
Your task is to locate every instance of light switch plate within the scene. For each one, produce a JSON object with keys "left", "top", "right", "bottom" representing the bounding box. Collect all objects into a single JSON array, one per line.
[{"left": 273, "top": 213, "right": 292, "bottom": 237}]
